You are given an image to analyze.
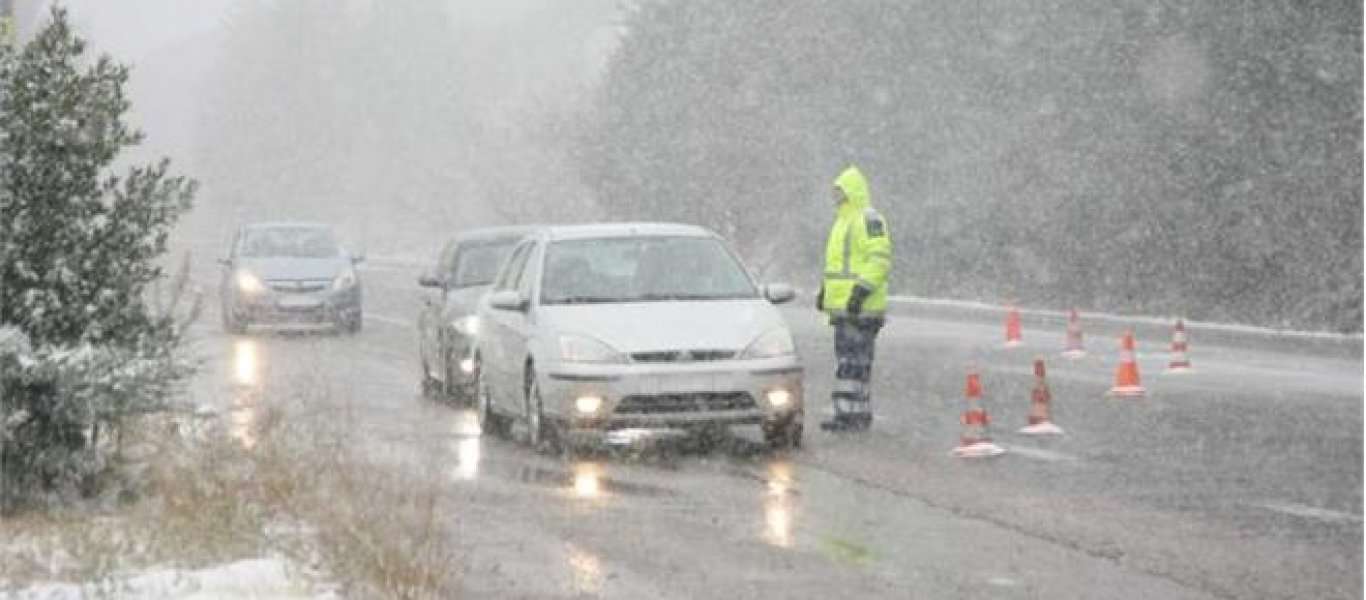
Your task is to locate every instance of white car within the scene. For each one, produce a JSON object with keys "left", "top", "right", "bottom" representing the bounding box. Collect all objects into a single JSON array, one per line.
[{"left": 473, "top": 223, "right": 804, "bottom": 451}]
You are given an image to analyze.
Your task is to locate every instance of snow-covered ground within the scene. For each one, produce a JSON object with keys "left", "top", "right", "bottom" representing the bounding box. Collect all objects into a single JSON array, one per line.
[{"left": 5, "top": 558, "right": 335, "bottom": 600}]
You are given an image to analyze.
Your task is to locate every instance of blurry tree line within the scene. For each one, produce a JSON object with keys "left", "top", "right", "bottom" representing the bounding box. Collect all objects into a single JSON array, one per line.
[
  {"left": 1, "top": 10, "right": 197, "bottom": 510},
  {"left": 195, "top": 0, "right": 610, "bottom": 256},
  {"left": 579, "top": 0, "right": 1362, "bottom": 332}
]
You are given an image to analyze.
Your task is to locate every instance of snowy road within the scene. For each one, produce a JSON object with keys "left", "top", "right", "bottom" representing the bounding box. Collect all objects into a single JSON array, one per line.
[{"left": 187, "top": 260, "right": 1362, "bottom": 599}]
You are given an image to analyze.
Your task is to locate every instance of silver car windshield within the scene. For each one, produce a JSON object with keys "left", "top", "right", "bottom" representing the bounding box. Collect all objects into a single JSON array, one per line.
[
  {"left": 239, "top": 227, "right": 340, "bottom": 259},
  {"left": 452, "top": 240, "right": 519, "bottom": 288},
  {"left": 541, "top": 236, "right": 758, "bottom": 304}
]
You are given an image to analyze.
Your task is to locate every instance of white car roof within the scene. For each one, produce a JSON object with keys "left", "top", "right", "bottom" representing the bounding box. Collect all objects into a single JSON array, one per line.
[{"left": 537, "top": 222, "right": 717, "bottom": 242}]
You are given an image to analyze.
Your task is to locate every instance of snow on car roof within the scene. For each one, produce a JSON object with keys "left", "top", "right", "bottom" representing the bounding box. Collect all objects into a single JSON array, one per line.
[{"left": 452, "top": 225, "right": 540, "bottom": 243}]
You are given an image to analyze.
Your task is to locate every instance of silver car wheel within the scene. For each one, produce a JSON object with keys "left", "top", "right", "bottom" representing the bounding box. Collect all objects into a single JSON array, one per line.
[{"left": 476, "top": 369, "right": 501, "bottom": 435}]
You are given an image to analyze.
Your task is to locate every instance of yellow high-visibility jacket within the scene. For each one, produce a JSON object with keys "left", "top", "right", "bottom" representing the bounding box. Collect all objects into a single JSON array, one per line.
[{"left": 820, "top": 166, "right": 893, "bottom": 317}]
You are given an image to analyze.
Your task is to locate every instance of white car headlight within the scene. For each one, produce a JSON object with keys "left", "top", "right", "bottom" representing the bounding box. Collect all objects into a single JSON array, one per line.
[
  {"left": 559, "top": 334, "right": 624, "bottom": 363},
  {"left": 452, "top": 315, "right": 480, "bottom": 336},
  {"left": 236, "top": 270, "right": 265, "bottom": 294},
  {"left": 332, "top": 268, "right": 357, "bottom": 291},
  {"left": 741, "top": 328, "right": 796, "bottom": 359}
]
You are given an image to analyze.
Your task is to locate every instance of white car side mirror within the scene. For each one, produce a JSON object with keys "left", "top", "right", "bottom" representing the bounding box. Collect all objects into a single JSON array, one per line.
[
  {"left": 489, "top": 290, "right": 528, "bottom": 312},
  {"left": 764, "top": 283, "right": 796, "bottom": 304}
]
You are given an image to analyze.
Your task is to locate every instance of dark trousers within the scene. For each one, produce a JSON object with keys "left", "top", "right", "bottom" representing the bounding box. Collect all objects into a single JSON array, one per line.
[{"left": 832, "top": 317, "right": 882, "bottom": 421}]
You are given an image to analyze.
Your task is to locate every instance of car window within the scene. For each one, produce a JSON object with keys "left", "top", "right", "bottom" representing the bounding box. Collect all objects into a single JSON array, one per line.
[
  {"left": 493, "top": 242, "right": 533, "bottom": 292},
  {"left": 239, "top": 227, "right": 341, "bottom": 259},
  {"left": 435, "top": 241, "right": 459, "bottom": 281},
  {"left": 450, "top": 239, "right": 519, "bottom": 288},
  {"left": 540, "top": 236, "right": 758, "bottom": 304},
  {"left": 514, "top": 243, "right": 539, "bottom": 298}
]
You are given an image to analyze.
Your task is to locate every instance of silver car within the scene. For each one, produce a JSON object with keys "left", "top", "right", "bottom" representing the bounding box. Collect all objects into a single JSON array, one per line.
[
  {"left": 417, "top": 226, "right": 535, "bottom": 402},
  {"left": 474, "top": 223, "right": 804, "bottom": 452},
  {"left": 218, "top": 222, "right": 364, "bottom": 334}
]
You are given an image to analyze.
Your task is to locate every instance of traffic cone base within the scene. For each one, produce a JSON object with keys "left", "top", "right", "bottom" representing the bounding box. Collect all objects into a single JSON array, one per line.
[
  {"left": 1107, "top": 385, "right": 1146, "bottom": 397},
  {"left": 1164, "top": 364, "right": 1194, "bottom": 374},
  {"left": 1004, "top": 340, "right": 1024, "bottom": 349},
  {"left": 1019, "top": 421, "right": 1065, "bottom": 435},
  {"left": 951, "top": 441, "right": 1006, "bottom": 458},
  {"left": 1061, "top": 348, "right": 1086, "bottom": 359}
]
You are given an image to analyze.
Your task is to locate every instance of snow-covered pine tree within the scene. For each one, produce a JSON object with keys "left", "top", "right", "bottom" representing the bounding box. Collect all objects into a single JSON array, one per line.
[
  {"left": 0, "top": 8, "right": 198, "bottom": 509},
  {"left": 0, "top": 7, "right": 195, "bottom": 347}
]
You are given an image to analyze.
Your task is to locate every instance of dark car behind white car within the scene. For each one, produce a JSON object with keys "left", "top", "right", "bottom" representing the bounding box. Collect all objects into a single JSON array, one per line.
[{"left": 417, "top": 226, "right": 536, "bottom": 402}]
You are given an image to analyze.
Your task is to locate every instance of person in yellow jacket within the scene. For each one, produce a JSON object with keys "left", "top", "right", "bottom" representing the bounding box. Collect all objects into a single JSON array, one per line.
[{"left": 816, "top": 166, "right": 892, "bottom": 431}]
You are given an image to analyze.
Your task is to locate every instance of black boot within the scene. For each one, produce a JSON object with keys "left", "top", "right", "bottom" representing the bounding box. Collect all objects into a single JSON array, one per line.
[
  {"left": 820, "top": 414, "right": 854, "bottom": 432},
  {"left": 820, "top": 413, "right": 871, "bottom": 432},
  {"left": 848, "top": 413, "right": 873, "bottom": 431}
]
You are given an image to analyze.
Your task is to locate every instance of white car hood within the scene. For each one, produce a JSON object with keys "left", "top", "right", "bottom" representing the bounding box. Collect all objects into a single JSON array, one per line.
[{"left": 538, "top": 300, "right": 786, "bottom": 354}]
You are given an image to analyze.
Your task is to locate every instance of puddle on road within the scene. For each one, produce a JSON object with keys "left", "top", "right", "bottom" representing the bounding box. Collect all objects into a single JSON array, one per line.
[
  {"left": 761, "top": 460, "right": 799, "bottom": 548},
  {"left": 566, "top": 543, "right": 605, "bottom": 595},
  {"left": 450, "top": 410, "right": 482, "bottom": 481},
  {"left": 228, "top": 403, "right": 257, "bottom": 450},
  {"left": 232, "top": 339, "right": 260, "bottom": 387},
  {"left": 504, "top": 461, "right": 676, "bottom": 501}
]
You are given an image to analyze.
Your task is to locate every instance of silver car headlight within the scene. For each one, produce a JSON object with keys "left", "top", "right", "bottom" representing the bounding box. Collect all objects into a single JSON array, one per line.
[
  {"left": 332, "top": 268, "right": 357, "bottom": 291},
  {"left": 559, "top": 334, "right": 625, "bottom": 364},
  {"left": 236, "top": 270, "right": 265, "bottom": 295},
  {"left": 741, "top": 328, "right": 796, "bottom": 359},
  {"left": 452, "top": 315, "right": 480, "bottom": 336}
]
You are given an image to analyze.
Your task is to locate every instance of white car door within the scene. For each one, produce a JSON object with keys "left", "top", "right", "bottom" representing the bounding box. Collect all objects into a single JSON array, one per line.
[{"left": 483, "top": 241, "right": 535, "bottom": 414}]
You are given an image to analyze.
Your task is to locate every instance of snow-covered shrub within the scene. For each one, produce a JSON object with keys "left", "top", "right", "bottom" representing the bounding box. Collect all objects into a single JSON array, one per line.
[{"left": 0, "top": 9, "right": 198, "bottom": 510}]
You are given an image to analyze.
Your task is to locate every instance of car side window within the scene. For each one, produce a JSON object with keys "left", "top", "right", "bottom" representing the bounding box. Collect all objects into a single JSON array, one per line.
[
  {"left": 437, "top": 242, "right": 459, "bottom": 283},
  {"left": 494, "top": 243, "right": 532, "bottom": 292},
  {"left": 514, "top": 243, "right": 539, "bottom": 299}
]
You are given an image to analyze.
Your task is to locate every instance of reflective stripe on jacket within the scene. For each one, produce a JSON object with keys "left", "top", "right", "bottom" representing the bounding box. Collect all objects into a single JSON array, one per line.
[{"left": 821, "top": 166, "right": 893, "bottom": 316}]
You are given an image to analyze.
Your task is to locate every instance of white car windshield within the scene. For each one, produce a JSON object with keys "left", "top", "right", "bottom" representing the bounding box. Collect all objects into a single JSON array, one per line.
[{"left": 541, "top": 236, "right": 758, "bottom": 304}]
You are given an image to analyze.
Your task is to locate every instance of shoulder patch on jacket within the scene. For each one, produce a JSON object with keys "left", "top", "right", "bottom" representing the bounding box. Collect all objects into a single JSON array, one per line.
[{"left": 864, "top": 208, "right": 886, "bottom": 238}]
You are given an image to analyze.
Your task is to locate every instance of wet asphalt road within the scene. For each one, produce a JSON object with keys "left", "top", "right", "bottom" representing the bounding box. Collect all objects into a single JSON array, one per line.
[{"left": 189, "top": 259, "right": 1362, "bottom": 599}]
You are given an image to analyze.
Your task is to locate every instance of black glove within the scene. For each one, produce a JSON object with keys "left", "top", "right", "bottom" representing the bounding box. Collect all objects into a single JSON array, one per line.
[
  {"left": 815, "top": 286, "right": 825, "bottom": 311},
  {"left": 847, "top": 284, "right": 872, "bottom": 316}
]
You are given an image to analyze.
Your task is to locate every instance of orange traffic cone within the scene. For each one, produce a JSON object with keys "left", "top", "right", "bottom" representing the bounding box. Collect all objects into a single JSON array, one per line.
[
  {"left": 1166, "top": 319, "right": 1193, "bottom": 373},
  {"left": 1107, "top": 330, "right": 1146, "bottom": 398},
  {"left": 1004, "top": 307, "right": 1023, "bottom": 348},
  {"left": 1020, "top": 358, "right": 1064, "bottom": 435},
  {"left": 953, "top": 370, "right": 1006, "bottom": 458},
  {"left": 1061, "top": 308, "right": 1086, "bottom": 359}
]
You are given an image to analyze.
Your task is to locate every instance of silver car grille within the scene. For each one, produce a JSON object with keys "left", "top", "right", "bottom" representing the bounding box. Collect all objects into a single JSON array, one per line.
[
  {"left": 629, "top": 349, "right": 736, "bottom": 363},
  {"left": 614, "top": 392, "right": 756, "bottom": 415},
  {"left": 266, "top": 279, "right": 330, "bottom": 293}
]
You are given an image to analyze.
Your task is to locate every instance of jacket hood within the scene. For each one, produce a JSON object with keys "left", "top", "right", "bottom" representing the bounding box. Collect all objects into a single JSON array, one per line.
[{"left": 835, "top": 166, "right": 871, "bottom": 211}]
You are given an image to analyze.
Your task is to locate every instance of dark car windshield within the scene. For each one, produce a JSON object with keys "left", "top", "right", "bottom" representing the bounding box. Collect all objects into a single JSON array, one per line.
[
  {"left": 451, "top": 239, "right": 519, "bottom": 288},
  {"left": 541, "top": 236, "right": 758, "bottom": 305},
  {"left": 239, "top": 227, "right": 341, "bottom": 259}
]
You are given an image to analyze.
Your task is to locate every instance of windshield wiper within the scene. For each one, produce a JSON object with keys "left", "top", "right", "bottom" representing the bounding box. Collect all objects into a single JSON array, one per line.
[
  {"left": 637, "top": 293, "right": 751, "bottom": 301},
  {"left": 548, "top": 295, "right": 622, "bottom": 304}
]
